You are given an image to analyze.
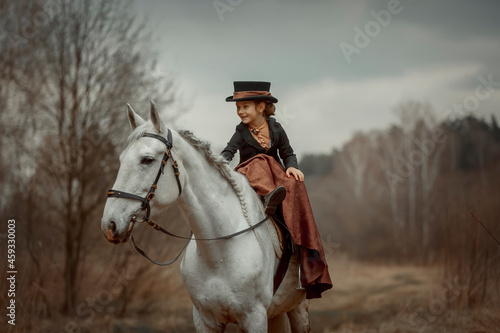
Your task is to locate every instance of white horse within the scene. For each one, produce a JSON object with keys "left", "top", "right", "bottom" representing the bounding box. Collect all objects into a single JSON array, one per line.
[{"left": 101, "top": 101, "right": 311, "bottom": 332}]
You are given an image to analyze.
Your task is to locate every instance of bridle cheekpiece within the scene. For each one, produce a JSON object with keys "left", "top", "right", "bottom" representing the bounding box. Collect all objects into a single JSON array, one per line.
[
  {"left": 106, "top": 127, "right": 270, "bottom": 266},
  {"left": 107, "top": 129, "right": 182, "bottom": 226}
]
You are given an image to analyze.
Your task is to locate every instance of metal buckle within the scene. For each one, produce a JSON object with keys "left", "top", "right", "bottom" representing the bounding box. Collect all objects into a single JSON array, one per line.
[
  {"left": 147, "top": 219, "right": 157, "bottom": 229},
  {"left": 146, "top": 192, "right": 155, "bottom": 201},
  {"left": 172, "top": 160, "right": 180, "bottom": 175}
]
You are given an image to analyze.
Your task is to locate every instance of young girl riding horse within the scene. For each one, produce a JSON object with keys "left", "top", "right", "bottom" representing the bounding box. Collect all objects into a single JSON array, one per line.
[{"left": 221, "top": 81, "right": 332, "bottom": 299}]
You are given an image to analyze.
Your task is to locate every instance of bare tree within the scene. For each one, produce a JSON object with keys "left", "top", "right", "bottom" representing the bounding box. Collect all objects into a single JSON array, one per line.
[
  {"left": 3, "top": 0, "right": 179, "bottom": 315},
  {"left": 393, "top": 101, "right": 423, "bottom": 242},
  {"left": 413, "top": 119, "right": 445, "bottom": 256},
  {"left": 339, "top": 133, "right": 373, "bottom": 200},
  {"left": 387, "top": 101, "right": 443, "bottom": 257},
  {"left": 376, "top": 126, "right": 406, "bottom": 255}
]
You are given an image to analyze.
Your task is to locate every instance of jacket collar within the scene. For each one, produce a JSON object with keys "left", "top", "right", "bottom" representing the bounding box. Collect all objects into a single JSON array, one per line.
[{"left": 237, "top": 117, "right": 277, "bottom": 150}]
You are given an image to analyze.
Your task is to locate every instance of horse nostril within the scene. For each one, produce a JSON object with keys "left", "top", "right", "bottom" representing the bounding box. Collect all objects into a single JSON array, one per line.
[{"left": 110, "top": 221, "right": 117, "bottom": 233}]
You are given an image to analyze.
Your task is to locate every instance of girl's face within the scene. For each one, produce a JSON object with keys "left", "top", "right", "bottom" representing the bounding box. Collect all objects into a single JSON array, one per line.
[{"left": 236, "top": 100, "right": 265, "bottom": 127}]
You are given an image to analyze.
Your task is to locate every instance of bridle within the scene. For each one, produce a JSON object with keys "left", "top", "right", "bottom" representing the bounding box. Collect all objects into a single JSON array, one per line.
[
  {"left": 107, "top": 129, "right": 270, "bottom": 266},
  {"left": 108, "top": 129, "right": 182, "bottom": 223}
]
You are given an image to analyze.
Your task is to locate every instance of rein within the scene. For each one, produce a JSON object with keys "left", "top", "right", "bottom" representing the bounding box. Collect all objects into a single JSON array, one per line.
[{"left": 107, "top": 129, "right": 270, "bottom": 266}]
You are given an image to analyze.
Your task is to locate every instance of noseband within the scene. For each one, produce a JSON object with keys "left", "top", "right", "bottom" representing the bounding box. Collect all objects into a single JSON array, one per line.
[{"left": 108, "top": 129, "right": 182, "bottom": 224}]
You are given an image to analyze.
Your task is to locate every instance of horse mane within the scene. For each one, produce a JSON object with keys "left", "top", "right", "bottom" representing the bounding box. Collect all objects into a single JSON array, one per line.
[
  {"left": 177, "top": 130, "right": 251, "bottom": 222},
  {"left": 127, "top": 124, "right": 238, "bottom": 186},
  {"left": 127, "top": 124, "right": 251, "bottom": 222}
]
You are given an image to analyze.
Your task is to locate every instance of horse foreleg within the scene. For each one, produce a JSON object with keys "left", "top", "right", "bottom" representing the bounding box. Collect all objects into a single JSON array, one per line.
[
  {"left": 238, "top": 306, "right": 268, "bottom": 333},
  {"left": 268, "top": 313, "right": 292, "bottom": 332},
  {"left": 193, "top": 306, "right": 226, "bottom": 333},
  {"left": 287, "top": 299, "right": 311, "bottom": 333}
]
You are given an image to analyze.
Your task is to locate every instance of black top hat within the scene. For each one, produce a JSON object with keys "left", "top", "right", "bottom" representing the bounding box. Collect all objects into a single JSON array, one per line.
[{"left": 226, "top": 81, "right": 278, "bottom": 103}]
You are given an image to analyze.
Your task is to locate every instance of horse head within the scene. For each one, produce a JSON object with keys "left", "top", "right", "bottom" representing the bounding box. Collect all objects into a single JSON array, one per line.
[{"left": 101, "top": 101, "right": 183, "bottom": 243}]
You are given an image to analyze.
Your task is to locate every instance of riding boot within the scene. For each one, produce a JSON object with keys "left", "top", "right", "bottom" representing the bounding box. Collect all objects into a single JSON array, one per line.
[{"left": 263, "top": 185, "right": 286, "bottom": 215}]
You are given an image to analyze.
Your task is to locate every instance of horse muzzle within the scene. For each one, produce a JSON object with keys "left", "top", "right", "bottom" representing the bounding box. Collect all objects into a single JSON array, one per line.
[{"left": 102, "top": 216, "right": 136, "bottom": 244}]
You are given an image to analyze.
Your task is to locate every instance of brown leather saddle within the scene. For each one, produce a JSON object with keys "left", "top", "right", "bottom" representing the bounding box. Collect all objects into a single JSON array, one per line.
[{"left": 270, "top": 214, "right": 293, "bottom": 294}]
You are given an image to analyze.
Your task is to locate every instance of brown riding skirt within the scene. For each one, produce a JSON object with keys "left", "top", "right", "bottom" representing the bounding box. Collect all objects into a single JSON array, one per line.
[{"left": 236, "top": 154, "right": 333, "bottom": 299}]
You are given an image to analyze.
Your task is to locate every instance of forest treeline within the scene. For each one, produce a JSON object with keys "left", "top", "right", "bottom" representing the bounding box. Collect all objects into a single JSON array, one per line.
[{"left": 302, "top": 103, "right": 500, "bottom": 308}]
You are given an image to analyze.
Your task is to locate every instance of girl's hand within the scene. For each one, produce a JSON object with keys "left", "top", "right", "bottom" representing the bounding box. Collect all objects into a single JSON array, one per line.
[{"left": 286, "top": 167, "right": 304, "bottom": 182}]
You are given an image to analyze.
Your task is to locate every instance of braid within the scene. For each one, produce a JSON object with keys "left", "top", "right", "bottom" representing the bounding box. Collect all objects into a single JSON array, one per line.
[
  {"left": 178, "top": 130, "right": 253, "bottom": 226},
  {"left": 225, "top": 169, "right": 252, "bottom": 226}
]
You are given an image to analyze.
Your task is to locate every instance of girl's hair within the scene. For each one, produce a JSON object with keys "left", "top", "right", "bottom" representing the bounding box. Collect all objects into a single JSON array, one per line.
[{"left": 254, "top": 100, "right": 276, "bottom": 117}]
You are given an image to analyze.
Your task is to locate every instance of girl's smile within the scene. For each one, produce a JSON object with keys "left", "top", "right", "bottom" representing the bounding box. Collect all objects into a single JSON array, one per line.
[{"left": 236, "top": 100, "right": 265, "bottom": 128}]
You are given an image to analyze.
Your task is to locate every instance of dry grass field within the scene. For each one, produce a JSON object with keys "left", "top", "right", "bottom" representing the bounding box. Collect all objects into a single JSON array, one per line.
[
  {"left": 309, "top": 254, "right": 500, "bottom": 333},
  {"left": 38, "top": 251, "right": 497, "bottom": 333}
]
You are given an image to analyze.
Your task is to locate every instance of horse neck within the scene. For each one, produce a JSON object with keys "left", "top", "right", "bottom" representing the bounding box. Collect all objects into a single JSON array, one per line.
[{"left": 173, "top": 136, "right": 261, "bottom": 243}]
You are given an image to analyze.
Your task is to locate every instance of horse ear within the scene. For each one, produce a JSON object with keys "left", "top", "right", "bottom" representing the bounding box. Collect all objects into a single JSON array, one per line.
[
  {"left": 127, "top": 104, "right": 145, "bottom": 130},
  {"left": 150, "top": 100, "right": 166, "bottom": 133}
]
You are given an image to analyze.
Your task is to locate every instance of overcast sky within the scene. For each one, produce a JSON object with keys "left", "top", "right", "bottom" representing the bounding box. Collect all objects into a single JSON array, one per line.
[{"left": 131, "top": 0, "right": 500, "bottom": 158}]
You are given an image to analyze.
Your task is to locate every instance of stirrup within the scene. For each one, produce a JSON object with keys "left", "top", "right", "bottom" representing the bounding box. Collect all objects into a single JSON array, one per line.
[
  {"left": 295, "top": 246, "right": 305, "bottom": 290},
  {"left": 297, "top": 263, "right": 305, "bottom": 290}
]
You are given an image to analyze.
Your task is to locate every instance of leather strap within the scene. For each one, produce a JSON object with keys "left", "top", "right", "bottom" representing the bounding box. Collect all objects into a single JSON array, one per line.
[
  {"left": 143, "top": 131, "right": 173, "bottom": 149},
  {"left": 108, "top": 129, "right": 274, "bottom": 269},
  {"left": 108, "top": 129, "right": 181, "bottom": 208},
  {"left": 273, "top": 236, "right": 291, "bottom": 294},
  {"left": 144, "top": 215, "right": 270, "bottom": 241},
  {"left": 131, "top": 234, "right": 192, "bottom": 266},
  {"left": 107, "top": 190, "right": 147, "bottom": 203}
]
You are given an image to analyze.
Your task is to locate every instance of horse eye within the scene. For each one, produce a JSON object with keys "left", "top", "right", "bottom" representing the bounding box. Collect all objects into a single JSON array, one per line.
[{"left": 140, "top": 157, "right": 155, "bottom": 165}]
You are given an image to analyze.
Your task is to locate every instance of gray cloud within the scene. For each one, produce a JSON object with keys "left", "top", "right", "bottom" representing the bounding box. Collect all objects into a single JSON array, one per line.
[{"left": 133, "top": 0, "right": 500, "bottom": 156}]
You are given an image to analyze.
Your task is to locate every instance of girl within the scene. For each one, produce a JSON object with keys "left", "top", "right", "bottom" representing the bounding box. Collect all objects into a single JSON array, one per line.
[{"left": 221, "top": 81, "right": 332, "bottom": 299}]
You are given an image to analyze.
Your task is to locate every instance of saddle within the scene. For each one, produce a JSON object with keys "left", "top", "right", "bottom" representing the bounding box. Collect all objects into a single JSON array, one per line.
[
  {"left": 267, "top": 214, "right": 293, "bottom": 294},
  {"left": 267, "top": 217, "right": 286, "bottom": 258}
]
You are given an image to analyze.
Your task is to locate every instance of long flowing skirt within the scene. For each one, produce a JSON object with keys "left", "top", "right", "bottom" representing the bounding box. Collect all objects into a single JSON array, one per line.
[{"left": 236, "top": 154, "right": 333, "bottom": 299}]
